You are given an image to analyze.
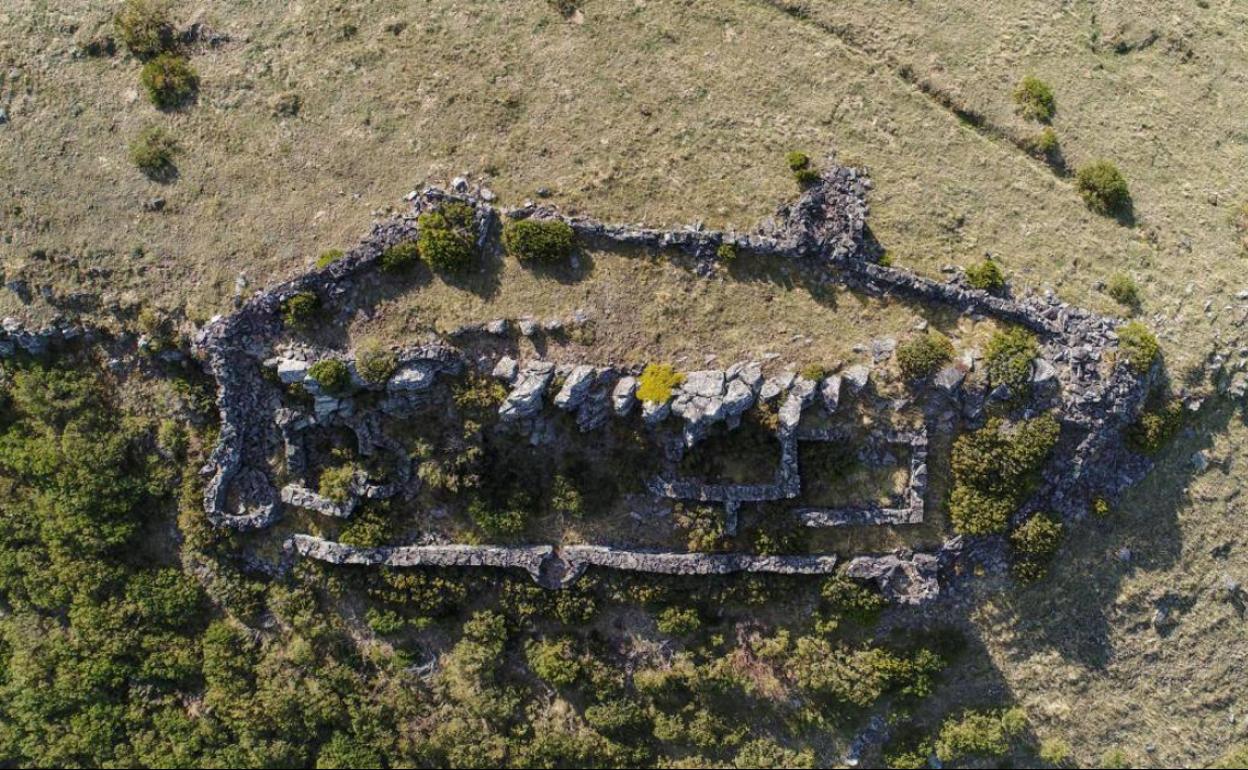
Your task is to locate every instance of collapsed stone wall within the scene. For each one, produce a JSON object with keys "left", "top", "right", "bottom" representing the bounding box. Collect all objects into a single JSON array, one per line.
[{"left": 193, "top": 158, "right": 1153, "bottom": 599}]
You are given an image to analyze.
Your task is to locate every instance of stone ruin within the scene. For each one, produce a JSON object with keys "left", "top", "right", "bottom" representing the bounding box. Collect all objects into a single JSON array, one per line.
[{"left": 189, "top": 156, "right": 1155, "bottom": 604}]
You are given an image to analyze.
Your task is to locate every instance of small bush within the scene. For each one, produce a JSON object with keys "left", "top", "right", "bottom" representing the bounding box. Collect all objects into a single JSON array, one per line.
[
  {"left": 281, "top": 291, "right": 319, "bottom": 328},
  {"left": 467, "top": 496, "right": 528, "bottom": 537},
  {"left": 1076, "top": 160, "right": 1130, "bottom": 215},
  {"left": 1127, "top": 399, "right": 1182, "bottom": 454},
  {"left": 896, "top": 330, "right": 954, "bottom": 380},
  {"left": 1010, "top": 512, "right": 1063, "bottom": 582},
  {"left": 525, "top": 637, "right": 581, "bottom": 687},
  {"left": 949, "top": 415, "right": 1061, "bottom": 534},
  {"left": 503, "top": 218, "right": 575, "bottom": 264},
  {"left": 655, "top": 606, "right": 701, "bottom": 636},
  {"left": 417, "top": 202, "right": 477, "bottom": 272},
  {"left": 1117, "top": 320, "right": 1159, "bottom": 373},
  {"left": 786, "top": 151, "right": 810, "bottom": 171},
  {"left": 821, "top": 573, "right": 887, "bottom": 624},
  {"left": 128, "top": 125, "right": 179, "bottom": 178},
  {"left": 1038, "top": 737, "right": 1072, "bottom": 766},
  {"left": 794, "top": 167, "right": 821, "bottom": 187},
  {"left": 308, "top": 359, "right": 351, "bottom": 394},
  {"left": 965, "top": 258, "right": 1006, "bottom": 292},
  {"left": 548, "top": 474, "right": 584, "bottom": 518},
  {"left": 1025, "top": 126, "right": 1059, "bottom": 157},
  {"left": 985, "top": 326, "right": 1039, "bottom": 397},
  {"left": 637, "top": 363, "right": 684, "bottom": 402},
  {"left": 673, "top": 503, "right": 726, "bottom": 552},
  {"left": 379, "top": 241, "right": 419, "bottom": 272},
  {"left": 1013, "top": 75, "right": 1055, "bottom": 122},
  {"left": 318, "top": 463, "right": 359, "bottom": 504},
  {"left": 934, "top": 708, "right": 1027, "bottom": 764},
  {"left": 1106, "top": 272, "right": 1139, "bottom": 307},
  {"left": 114, "top": 0, "right": 174, "bottom": 58},
  {"left": 354, "top": 343, "right": 397, "bottom": 385},
  {"left": 140, "top": 53, "right": 198, "bottom": 109},
  {"left": 716, "top": 242, "right": 738, "bottom": 262},
  {"left": 315, "top": 248, "right": 345, "bottom": 269},
  {"left": 799, "top": 363, "right": 829, "bottom": 382}
]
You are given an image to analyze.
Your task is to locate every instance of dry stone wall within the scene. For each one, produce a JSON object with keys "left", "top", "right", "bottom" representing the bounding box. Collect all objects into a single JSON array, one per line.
[{"left": 191, "top": 157, "right": 1154, "bottom": 600}]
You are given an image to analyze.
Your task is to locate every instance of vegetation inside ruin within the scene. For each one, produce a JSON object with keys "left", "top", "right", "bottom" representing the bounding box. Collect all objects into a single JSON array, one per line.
[
  {"left": 417, "top": 203, "right": 478, "bottom": 273},
  {"left": 503, "top": 218, "right": 576, "bottom": 264},
  {"left": 948, "top": 415, "right": 1060, "bottom": 535},
  {"left": 896, "top": 330, "right": 954, "bottom": 380}
]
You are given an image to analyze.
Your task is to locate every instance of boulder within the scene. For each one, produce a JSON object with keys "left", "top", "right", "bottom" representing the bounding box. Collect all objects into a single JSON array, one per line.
[
  {"left": 499, "top": 361, "right": 555, "bottom": 420},
  {"left": 388, "top": 362, "right": 438, "bottom": 393},
  {"left": 842, "top": 364, "right": 870, "bottom": 392},
  {"left": 613, "top": 376, "right": 638, "bottom": 416},
  {"left": 931, "top": 365, "right": 965, "bottom": 394},
  {"left": 820, "top": 374, "right": 842, "bottom": 412},
  {"left": 277, "top": 358, "right": 309, "bottom": 384},
  {"left": 554, "top": 365, "right": 596, "bottom": 410},
  {"left": 492, "top": 355, "right": 519, "bottom": 383}
]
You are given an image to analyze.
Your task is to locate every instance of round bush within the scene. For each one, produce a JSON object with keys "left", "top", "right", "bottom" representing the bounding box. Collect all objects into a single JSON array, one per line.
[
  {"left": 1106, "top": 272, "right": 1139, "bottom": 307},
  {"left": 354, "top": 343, "right": 397, "bottom": 385},
  {"left": 965, "top": 258, "right": 1006, "bottom": 292},
  {"left": 114, "top": 0, "right": 174, "bottom": 58},
  {"left": 140, "top": 54, "right": 198, "bottom": 110},
  {"left": 636, "top": 363, "right": 684, "bottom": 403},
  {"left": 417, "top": 203, "right": 477, "bottom": 273},
  {"left": 308, "top": 359, "right": 351, "bottom": 394},
  {"left": 315, "top": 249, "right": 345, "bottom": 269},
  {"left": 1117, "top": 320, "right": 1159, "bottom": 373},
  {"left": 128, "top": 125, "right": 179, "bottom": 178},
  {"left": 786, "top": 151, "right": 810, "bottom": 171},
  {"left": 1076, "top": 160, "right": 1130, "bottom": 215},
  {"left": 281, "top": 292, "right": 319, "bottom": 328},
  {"left": 716, "top": 242, "right": 738, "bottom": 262},
  {"left": 379, "top": 241, "right": 419, "bottom": 272},
  {"left": 896, "top": 330, "right": 954, "bottom": 380},
  {"left": 1013, "top": 75, "right": 1055, "bottom": 122},
  {"left": 984, "top": 326, "right": 1038, "bottom": 396},
  {"left": 502, "top": 218, "right": 575, "bottom": 264}
]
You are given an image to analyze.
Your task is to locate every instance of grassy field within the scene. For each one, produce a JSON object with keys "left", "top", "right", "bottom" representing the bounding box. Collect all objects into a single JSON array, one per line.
[{"left": 3, "top": 0, "right": 1248, "bottom": 765}]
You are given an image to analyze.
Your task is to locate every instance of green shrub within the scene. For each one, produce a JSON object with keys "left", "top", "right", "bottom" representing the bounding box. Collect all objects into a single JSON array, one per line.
[
  {"left": 114, "top": 0, "right": 174, "bottom": 58},
  {"left": 965, "top": 258, "right": 1006, "bottom": 292},
  {"left": 896, "top": 330, "right": 954, "bottom": 380},
  {"left": 584, "top": 699, "right": 649, "bottom": 739},
  {"left": 934, "top": 708, "right": 1027, "bottom": 763},
  {"left": 315, "top": 249, "right": 345, "bottom": 269},
  {"left": 380, "top": 241, "right": 419, "bottom": 272},
  {"left": 1100, "top": 748, "right": 1131, "bottom": 769},
  {"left": 128, "top": 126, "right": 179, "bottom": 178},
  {"left": 339, "top": 504, "right": 391, "bottom": 547},
  {"left": 732, "top": 739, "right": 816, "bottom": 769},
  {"left": 308, "top": 359, "right": 351, "bottom": 394},
  {"left": 503, "top": 218, "right": 575, "bottom": 263},
  {"left": 281, "top": 291, "right": 319, "bottom": 328},
  {"left": 525, "top": 637, "right": 581, "bottom": 687},
  {"left": 1010, "top": 512, "right": 1063, "bottom": 582},
  {"left": 1013, "top": 75, "right": 1055, "bottom": 121},
  {"left": 1025, "top": 126, "right": 1059, "bottom": 157},
  {"left": 1117, "top": 320, "right": 1159, "bottom": 373},
  {"left": 1106, "top": 272, "right": 1139, "bottom": 307},
  {"left": 655, "top": 606, "right": 701, "bottom": 636},
  {"left": 354, "top": 343, "right": 397, "bottom": 385},
  {"left": 794, "top": 167, "right": 821, "bottom": 187},
  {"left": 467, "top": 496, "right": 527, "bottom": 536},
  {"left": 716, "top": 242, "right": 738, "bottom": 262},
  {"left": 1127, "top": 399, "right": 1182, "bottom": 454},
  {"left": 799, "top": 363, "right": 829, "bottom": 382},
  {"left": 417, "top": 202, "right": 477, "bottom": 272},
  {"left": 548, "top": 474, "right": 584, "bottom": 518},
  {"left": 673, "top": 504, "right": 726, "bottom": 551},
  {"left": 318, "top": 463, "right": 358, "bottom": 503},
  {"left": 820, "top": 573, "right": 887, "bottom": 624},
  {"left": 949, "top": 415, "right": 1061, "bottom": 534},
  {"left": 786, "top": 151, "right": 810, "bottom": 171},
  {"left": 1038, "top": 737, "right": 1072, "bottom": 766},
  {"left": 1076, "top": 160, "right": 1130, "bottom": 215},
  {"left": 140, "top": 53, "right": 198, "bottom": 109},
  {"left": 984, "top": 326, "right": 1039, "bottom": 397},
  {"left": 636, "top": 363, "right": 684, "bottom": 402}
]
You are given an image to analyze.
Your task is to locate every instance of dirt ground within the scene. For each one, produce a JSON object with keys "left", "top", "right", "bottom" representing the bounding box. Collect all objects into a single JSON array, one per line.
[{"left": 3, "top": 0, "right": 1248, "bottom": 765}]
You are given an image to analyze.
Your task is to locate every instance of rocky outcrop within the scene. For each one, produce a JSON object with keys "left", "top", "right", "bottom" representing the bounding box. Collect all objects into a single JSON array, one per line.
[{"left": 845, "top": 549, "right": 942, "bottom": 605}]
